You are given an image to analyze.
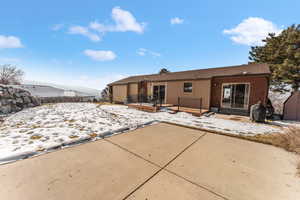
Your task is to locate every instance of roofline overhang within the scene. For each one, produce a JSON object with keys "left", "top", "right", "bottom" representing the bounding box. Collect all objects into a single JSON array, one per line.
[{"left": 108, "top": 73, "right": 271, "bottom": 86}]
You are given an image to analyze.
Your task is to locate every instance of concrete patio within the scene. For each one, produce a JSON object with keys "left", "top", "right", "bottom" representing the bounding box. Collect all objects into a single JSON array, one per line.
[{"left": 0, "top": 123, "right": 299, "bottom": 200}]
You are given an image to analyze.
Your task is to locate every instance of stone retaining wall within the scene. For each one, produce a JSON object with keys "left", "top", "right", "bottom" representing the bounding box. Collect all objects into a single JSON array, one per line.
[{"left": 0, "top": 85, "right": 40, "bottom": 114}]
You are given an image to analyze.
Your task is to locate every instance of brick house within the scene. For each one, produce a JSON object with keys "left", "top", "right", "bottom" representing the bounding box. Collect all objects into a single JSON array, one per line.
[{"left": 108, "top": 63, "right": 270, "bottom": 115}]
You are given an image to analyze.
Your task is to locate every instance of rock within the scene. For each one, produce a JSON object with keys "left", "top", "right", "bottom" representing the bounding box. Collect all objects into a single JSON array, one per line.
[
  {"left": 22, "top": 96, "right": 31, "bottom": 104},
  {"left": 7, "top": 87, "right": 14, "bottom": 95},
  {"left": 13, "top": 92, "right": 21, "bottom": 98},
  {"left": 30, "top": 96, "right": 41, "bottom": 106},
  {"left": 16, "top": 98, "right": 23, "bottom": 104},
  {"left": 0, "top": 105, "right": 11, "bottom": 114},
  {"left": 1, "top": 99, "right": 8, "bottom": 106},
  {"left": 250, "top": 101, "right": 266, "bottom": 123},
  {"left": 27, "top": 103, "right": 35, "bottom": 107}
]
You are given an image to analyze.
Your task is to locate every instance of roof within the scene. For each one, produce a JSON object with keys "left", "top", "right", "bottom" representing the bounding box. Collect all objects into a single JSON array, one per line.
[{"left": 109, "top": 63, "right": 270, "bottom": 86}]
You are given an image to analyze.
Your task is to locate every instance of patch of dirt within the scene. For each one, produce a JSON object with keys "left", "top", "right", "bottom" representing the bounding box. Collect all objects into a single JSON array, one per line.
[
  {"left": 36, "top": 147, "right": 45, "bottom": 152},
  {"left": 30, "top": 125, "right": 41, "bottom": 129},
  {"left": 65, "top": 119, "right": 76, "bottom": 123},
  {"left": 30, "top": 135, "right": 42, "bottom": 140},
  {"left": 69, "top": 135, "right": 79, "bottom": 139},
  {"left": 95, "top": 102, "right": 115, "bottom": 108},
  {"left": 228, "top": 117, "right": 244, "bottom": 121},
  {"left": 89, "top": 133, "right": 98, "bottom": 138}
]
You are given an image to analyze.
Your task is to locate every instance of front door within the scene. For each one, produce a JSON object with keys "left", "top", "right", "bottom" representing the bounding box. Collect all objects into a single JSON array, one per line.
[
  {"left": 153, "top": 85, "right": 165, "bottom": 104},
  {"left": 221, "top": 83, "right": 250, "bottom": 109}
]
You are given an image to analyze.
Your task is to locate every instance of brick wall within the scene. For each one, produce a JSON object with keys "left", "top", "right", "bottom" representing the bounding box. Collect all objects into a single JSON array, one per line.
[{"left": 210, "top": 75, "right": 269, "bottom": 111}]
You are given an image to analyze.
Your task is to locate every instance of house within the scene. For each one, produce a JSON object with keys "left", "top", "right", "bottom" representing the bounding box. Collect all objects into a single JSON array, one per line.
[
  {"left": 283, "top": 91, "right": 300, "bottom": 121},
  {"left": 108, "top": 63, "right": 270, "bottom": 115}
]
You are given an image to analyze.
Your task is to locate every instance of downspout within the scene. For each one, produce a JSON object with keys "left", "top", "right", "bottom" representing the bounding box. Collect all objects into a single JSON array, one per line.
[
  {"left": 208, "top": 78, "right": 213, "bottom": 111},
  {"left": 265, "top": 75, "right": 270, "bottom": 106}
]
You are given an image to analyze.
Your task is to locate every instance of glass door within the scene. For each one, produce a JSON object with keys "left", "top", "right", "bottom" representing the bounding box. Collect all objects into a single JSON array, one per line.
[
  {"left": 153, "top": 85, "right": 165, "bottom": 104},
  {"left": 221, "top": 83, "right": 250, "bottom": 109},
  {"left": 222, "top": 84, "right": 233, "bottom": 108},
  {"left": 159, "top": 85, "right": 165, "bottom": 103}
]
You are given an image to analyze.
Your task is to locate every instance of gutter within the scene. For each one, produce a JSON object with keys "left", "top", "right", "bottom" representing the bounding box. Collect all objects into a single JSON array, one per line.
[{"left": 108, "top": 73, "right": 271, "bottom": 86}]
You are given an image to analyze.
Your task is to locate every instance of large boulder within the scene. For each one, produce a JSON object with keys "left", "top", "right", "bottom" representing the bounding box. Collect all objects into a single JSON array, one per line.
[{"left": 250, "top": 102, "right": 266, "bottom": 123}]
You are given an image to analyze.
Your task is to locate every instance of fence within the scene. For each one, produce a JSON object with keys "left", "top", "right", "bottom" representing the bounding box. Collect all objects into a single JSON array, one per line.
[
  {"left": 126, "top": 94, "right": 164, "bottom": 107},
  {"left": 177, "top": 97, "right": 203, "bottom": 114},
  {"left": 39, "top": 96, "right": 96, "bottom": 104}
]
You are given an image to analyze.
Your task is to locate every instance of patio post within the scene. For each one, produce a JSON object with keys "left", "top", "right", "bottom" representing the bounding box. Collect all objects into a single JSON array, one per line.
[{"left": 178, "top": 97, "right": 180, "bottom": 112}]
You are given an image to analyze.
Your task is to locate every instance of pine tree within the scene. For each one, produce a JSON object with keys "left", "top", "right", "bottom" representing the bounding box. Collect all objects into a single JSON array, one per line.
[
  {"left": 101, "top": 86, "right": 109, "bottom": 101},
  {"left": 249, "top": 24, "right": 300, "bottom": 92}
]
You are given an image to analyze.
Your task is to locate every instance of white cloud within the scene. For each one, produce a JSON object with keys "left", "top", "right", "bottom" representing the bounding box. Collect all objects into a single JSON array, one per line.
[
  {"left": 137, "top": 48, "right": 146, "bottom": 56},
  {"left": 69, "top": 26, "right": 101, "bottom": 42},
  {"left": 90, "top": 7, "right": 145, "bottom": 34},
  {"left": 170, "top": 17, "right": 184, "bottom": 25},
  {"left": 223, "top": 17, "right": 282, "bottom": 46},
  {"left": 0, "top": 57, "right": 21, "bottom": 63},
  {"left": 69, "top": 7, "right": 145, "bottom": 42},
  {"left": 110, "top": 6, "right": 145, "bottom": 33},
  {"left": 51, "top": 24, "right": 64, "bottom": 31},
  {"left": 84, "top": 49, "right": 116, "bottom": 61},
  {"left": 0, "top": 35, "right": 23, "bottom": 48},
  {"left": 137, "top": 48, "right": 161, "bottom": 57}
]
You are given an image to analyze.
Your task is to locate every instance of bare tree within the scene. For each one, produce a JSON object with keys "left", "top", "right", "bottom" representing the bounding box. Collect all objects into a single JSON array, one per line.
[{"left": 0, "top": 64, "right": 24, "bottom": 85}]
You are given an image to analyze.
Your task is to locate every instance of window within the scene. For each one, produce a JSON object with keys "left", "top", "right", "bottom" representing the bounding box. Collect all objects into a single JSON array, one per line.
[{"left": 183, "top": 82, "right": 192, "bottom": 93}]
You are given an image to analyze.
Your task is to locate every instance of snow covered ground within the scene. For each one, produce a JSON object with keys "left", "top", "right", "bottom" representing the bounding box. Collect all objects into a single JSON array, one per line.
[
  {"left": 0, "top": 103, "right": 155, "bottom": 164},
  {"left": 100, "top": 105, "right": 283, "bottom": 135},
  {"left": 0, "top": 103, "right": 287, "bottom": 164}
]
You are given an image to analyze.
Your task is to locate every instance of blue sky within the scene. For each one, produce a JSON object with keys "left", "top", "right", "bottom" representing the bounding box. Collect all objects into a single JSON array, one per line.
[{"left": 0, "top": 0, "right": 299, "bottom": 89}]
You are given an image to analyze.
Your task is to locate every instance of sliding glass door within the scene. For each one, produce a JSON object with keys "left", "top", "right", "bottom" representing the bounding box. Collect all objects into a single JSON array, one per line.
[
  {"left": 221, "top": 83, "right": 250, "bottom": 109},
  {"left": 153, "top": 85, "right": 166, "bottom": 103}
]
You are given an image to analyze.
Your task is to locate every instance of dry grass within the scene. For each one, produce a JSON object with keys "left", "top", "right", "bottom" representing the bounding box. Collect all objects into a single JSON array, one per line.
[
  {"left": 246, "top": 127, "right": 300, "bottom": 154},
  {"left": 64, "top": 119, "right": 76, "bottom": 123},
  {"left": 95, "top": 102, "right": 115, "bottom": 108}
]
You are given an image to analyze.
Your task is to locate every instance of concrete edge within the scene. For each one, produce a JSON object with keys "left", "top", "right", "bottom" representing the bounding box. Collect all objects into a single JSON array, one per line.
[{"left": 161, "top": 121, "right": 282, "bottom": 147}]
